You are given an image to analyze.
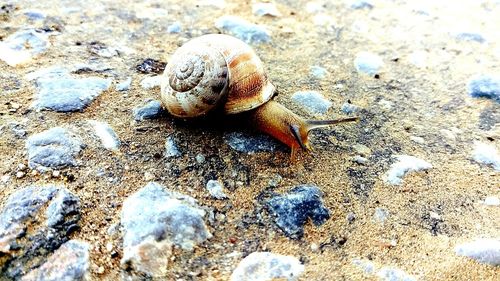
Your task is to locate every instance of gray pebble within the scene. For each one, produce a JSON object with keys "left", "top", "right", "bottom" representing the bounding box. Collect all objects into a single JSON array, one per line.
[
  {"left": 21, "top": 240, "right": 90, "bottom": 281},
  {"left": 0, "top": 29, "right": 50, "bottom": 67},
  {"left": 377, "top": 267, "right": 416, "bottom": 281},
  {"left": 116, "top": 77, "right": 132, "bottom": 91},
  {"left": 224, "top": 131, "right": 284, "bottom": 154},
  {"left": 88, "top": 120, "right": 121, "bottom": 151},
  {"left": 195, "top": 153, "right": 206, "bottom": 164},
  {"left": 349, "top": 0, "right": 374, "bottom": 9},
  {"left": 30, "top": 67, "right": 112, "bottom": 112},
  {"left": 455, "top": 32, "right": 486, "bottom": 43},
  {"left": 206, "top": 180, "right": 228, "bottom": 199},
  {"left": 26, "top": 127, "right": 85, "bottom": 171},
  {"left": 133, "top": 100, "right": 165, "bottom": 121},
  {"left": 165, "top": 136, "right": 181, "bottom": 158},
  {"left": 373, "top": 208, "right": 389, "bottom": 223},
  {"left": 215, "top": 16, "right": 271, "bottom": 44},
  {"left": 354, "top": 51, "right": 384, "bottom": 76},
  {"left": 341, "top": 102, "right": 360, "bottom": 114},
  {"left": 230, "top": 252, "right": 304, "bottom": 281},
  {"left": 455, "top": 238, "right": 500, "bottom": 266},
  {"left": 252, "top": 2, "right": 281, "bottom": 17},
  {"left": 0, "top": 186, "right": 80, "bottom": 279},
  {"left": 292, "top": 91, "right": 332, "bottom": 115},
  {"left": 167, "top": 22, "right": 182, "bottom": 33},
  {"left": 266, "top": 185, "right": 330, "bottom": 238},
  {"left": 310, "top": 65, "right": 328, "bottom": 79},
  {"left": 467, "top": 75, "right": 500, "bottom": 103}
]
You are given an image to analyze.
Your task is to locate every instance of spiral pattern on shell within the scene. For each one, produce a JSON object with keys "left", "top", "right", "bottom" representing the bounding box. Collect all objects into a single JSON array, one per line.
[{"left": 161, "top": 34, "right": 275, "bottom": 118}]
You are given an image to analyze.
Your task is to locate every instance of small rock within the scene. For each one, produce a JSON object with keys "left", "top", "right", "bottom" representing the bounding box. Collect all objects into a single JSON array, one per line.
[
  {"left": 349, "top": 0, "right": 374, "bottom": 9},
  {"left": 23, "top": 10, "right": 46, "bottom": 20},
  {"left": 140, "top": 75, "right": 162, "bottom": 89},
  {"left": 455, "top": 32, "right": 486, "bottom": 43},
  {"left": 0, "top": 186, "right": 80, "bottom": 279},
  {"left": 266, "top": 185, "right": 330, "bottom": 238},
  {"left": 353, "top": 144, "right": 371, "bottom": 156},
  {"left": 206, "top": 180, "right": 228, "bottom": 199},
  {"left": 167, "top": 22, "right": 182, "bottom": 33},
  {"left": 21, "top": 240, "right": 90, "bottom": 281},
  {"left": 252, "top": 2, "right": 281, "bottom": 17},
  {"left": 472, "top": 142, "right": 500, "bottom": 171},
  {"left": 292, "top": 91, "right": 332, "bottom": 115},
  {"left": 224, "top": 131, "right": 284, "bottom": 154},
  {"left": 352, "top": 259, "right": 375, "bottom": 274},
  {"left": 230, "top": 252, "right": 304, "bottom": 281},
  {"left": 0, "top": 29, "right": 51, "bottom": 66},
  {"left": 410, "top": 136, "right": 425, "bottom": 144},
  {"left": 455, "top": 239, "right": 500, "bottom": 266},
  {"left": 352, "top": 155, "right": 368, "bottom": 164},
  {"left": 484, "top": 196, "right": 500, "bottom": 206},
  {"left": 89, "top": 120, "right": 120, "bottom": 151},
  {"left": 135, "top": 59, "right": 166, "bottom": 74},
  {"left": 467, "top": 75, "right": 500, "bottom": 103},
  {"left": 195, "top": 154, "right": 206, "bottom": 164},
  {"left": 373, "top": 208, "right": 389, "bottom": 223},
  {"left": 26, "top": 127, "right": 85, "bottom": 171},
  {"left": 310, "top": 65, "right": 328, "bottom": 79},
  {"left": 29, "top": 67, "right": 112, "bottom": 112},
  {"left": 385, "top": 155, "right": 433, "bottom": 185},
  {"left": 268, "top": 174, "right": 283, "bottom": 188},
  {"left": 16, "top": 171, "right": 25, "bottom": 178},
  {"left": 346, "top": 212, "right": 356, "bottom": 223},
  {"left": 133, "top": 100, "right": 165, "bottom": 121},
  {"left": 88, "top": 42, "right": 119, "bottom": 58},
  {"left": 165, "top": 136, "right": 181, "bottom": 158},
  {"left": 377, "top": 267, "right": 416, "bottom": 281},
  {"left": 116, "top": 77, "right": 132, "bottom": 91},
  {"left": 341, "top": 102, "right": 360, "bottom": 114},
  {"left": 215, "top": 16, "right": 271, "bottom": 44},
  {"left": 121, "top": 182, "right": 211, "bottom": 277},
  {"left": 354, "top": 51, "right": 384, "bottom": 76}
]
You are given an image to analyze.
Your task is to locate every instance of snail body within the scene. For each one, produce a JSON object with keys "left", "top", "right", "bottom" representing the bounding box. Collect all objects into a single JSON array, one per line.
[{"left": 161, "top": 34, "right": 357, "bottom": 152}]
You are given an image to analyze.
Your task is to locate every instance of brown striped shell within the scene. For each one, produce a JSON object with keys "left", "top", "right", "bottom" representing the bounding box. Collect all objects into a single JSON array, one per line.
[{"left": 160, "top": 34, "right": 275, "bottom": 117}]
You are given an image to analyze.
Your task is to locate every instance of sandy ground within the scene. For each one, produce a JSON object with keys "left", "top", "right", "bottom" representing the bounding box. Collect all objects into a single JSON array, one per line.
[{"left": 0, "top": 0, "right": 499, "bottom": 280}]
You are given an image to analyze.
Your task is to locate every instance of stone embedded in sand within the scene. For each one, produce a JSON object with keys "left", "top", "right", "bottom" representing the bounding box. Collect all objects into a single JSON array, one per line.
[
  {"left": 252, "top": 2, "right": 281, "bottom": 17},
  {"left": 292, "top": 91, "right": 332, "bottom": 115},
  {"left": 310, "top": 65, "right": 328, "bottom": 79},
  {"left": 0, "top": 29, "right": 51, "bottom": 67},
  {"left": 455, "top": 32, "right": 486, "bottom": 43},
  {"left": 455, "top": 238, "right": 500, "bottom": 266},
  {"left": 133, "top": 100, "right": 165, "bottom": 121},
  {"left": 140, "top": 75, "right": 162, "bottom": 89},
  {"left": 354, "top": 51, "right": 384, "bottom": 76},
  {"left": 165, "top": 136, "right": 182, "bottom": 158},
  {"left": 484, "top": 196, "right": 499, "bottom": 206},
  {"left": 266, "top": 185, "right": 330, "bottom": 238},
  {"left": 224, "top": 131, "right": 284, "bottom": 154},
  {"left": 385, "top": 155, "right": 433, "bottom": 185},
  {"left": 341, "top": 102, "right": 360, "bottom": 114},
  {"left": 167, "top": 22, "right": 182, "bottom": 33},
  {"left": 377, "top": 267, "right": 416, "bottom": 281},
  {"left": 121, "top": 182, "right": 211, "bottom": 277},
  {"left": 21, "top": 240, "right": 90, "bottom": 281},
  {"left": 230, "top": 252, "right": 304, "bottom": 281},
  {"left": 349, "top": 0, "right": 374, "bottom": 9},
  {"left": 472, "top": 142, "right": 500, "bottom": 171},
  {"left": 0, "top": 186, "right": 80, "bottom": 279},
  {"left": 116, "top": 77, "right": 132, "bottom": 91},
  {"left": 28, "top": 66, "right": 112, "bottom": 112},
  {"left": 88, "top": 120, "right": 121, "bottom": 151},
  {"left": 206, "top": 180, "right": 228, "bottom": 200},
  {"left": 26, "top": 127, "right": 85, "bottom": 171},
  {"left": 467, "top": 75, "right": 500, "bottom": 103},
  {"left": 215, "top": 16, "right": 271, "bottom": 44}
]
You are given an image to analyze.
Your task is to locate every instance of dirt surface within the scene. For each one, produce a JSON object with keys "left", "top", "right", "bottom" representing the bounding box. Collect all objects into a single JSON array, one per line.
[{"left": 0, "top": 0, "right": 499, "bottom": 280}]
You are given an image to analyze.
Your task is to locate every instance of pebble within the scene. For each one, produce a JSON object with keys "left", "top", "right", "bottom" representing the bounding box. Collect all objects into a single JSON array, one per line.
[
  {"left": 291, "top": 91, "right": 332, "bottom": 115},
  {"left": 252, "top": 2, "right": 281, "bottom": 17},
  {"left": 224, "top": 131, "right": 284, "bottom": 154},
  {"left": 88, "top": 120, "right": 120, "bottom": 151},
  {"left": 341, "top": 102, "right": 360, "bottom": 114},
  {"left": 215, "top": 16, "right": 271, "bottom": 44},
  {"left": 467, "top": 75, "right": 500, "bottom": 103},
  {"left": 354, "top": 51, "right": 384, "bottom": 76},
  {"left": 29, "top": 67, "right": 112, "bottom": 112},
  {"left": 377, "top": 267, "right": 416, "bottom": 281},
  {"left": 0, "top": 186, "right": 80, "bottom": 280},
  {"left": 230, "top": 252, "right": 304, "bottom": 281},
  {"left": 349, "top": 0, "right": 374, "bottom": 9},
  {"left": 26, "top": 127, "right": 85, "bottom": 171},
  {"left": 21, "top": 240, "right": 90, "bottom": 281},
  {"left": 140, "top": 75, "right": 162, "bottom": 89},
  {"left": 136, "top": 59, "right": 166, "bottom": 74},
  {"left": 455, "top": 32, "right": 486, "bottom": 43},
  {"left": 195, "top": 154, "right": 206, "bottom": 164},
  {"left": 116, "top": 77, "right": 132, "bottom": 91},
  {"left": 206, "top": 180, "right": 228, "bottom": 199},
  {"left": 133, "top": 100, "right": 165, "bottom": 121},
  {"left": 165, "top": 136, "right": 182, "bottom": 158},
  {"left": 373, "top": 208, "right": 389, "bottom": 223},
  {"left": 266, "top": 185, "right": 330, "bottom": 238},
  {"left": 353, "top": 144, "right": 371, "bottom": 156},
  {"left": 352, "top": 259, "right": 376, "bottom": 274},
  {"left": 16, "top": 171, "right": 25, "bottom": 178},
  {"left": 472, "top": 142, "right": 500, "bottom": 171},
  {"left": 455, "top": 238, "right": 500, "bottom": 266},
  {"left": 121, "top": 182, "right": 211, "bottom": 277},
  {"left": 310, "top": 65, "right": 328, "bottom": 79},
  {"left": 385, "top": 155, "right": 433, "bottom": 185},
  {"left": 410, "top": 136, "right": 425, "bottom": 144},
  {"left": 0, "top": 29, "right": 51, "bottom": 66},
  {"left": 484, "top": 196, "right": 500, "bottom": 206},
  {"left": 352, "top": 155, "right": 368, "bottom": 164},
  {"left": 167, "top": 22, "right": 182, "bottom": 33}
]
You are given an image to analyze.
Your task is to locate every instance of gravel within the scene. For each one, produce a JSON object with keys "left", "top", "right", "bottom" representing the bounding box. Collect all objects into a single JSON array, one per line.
[{"left": 230, "top": 252, "right": 304, "bottom": 281}]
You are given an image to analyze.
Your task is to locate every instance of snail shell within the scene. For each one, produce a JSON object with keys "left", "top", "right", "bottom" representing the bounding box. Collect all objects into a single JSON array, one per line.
[{"left": 161, "top": 34, "right": 275, "bottom": 118}]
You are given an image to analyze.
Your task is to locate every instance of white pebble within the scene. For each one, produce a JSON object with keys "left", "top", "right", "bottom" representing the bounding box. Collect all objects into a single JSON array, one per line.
[
  {"left": 484, "top": 196, "right": 499, "bottom": 206},
  {"left": 252, "top": 2, "right": 281, "bottom": 17},
  {"left": 455, "top": 238, "right": 500, "bottom": 265},
  {"left": 140, "top": 76, "right": 162, "bottom": 89},
  {"left": 354, "top": 52, "right": 384, "bottom": 76},
  {"left": 231, "top": 252, "right": 304, "bottom": 281},
  {"left": 472, "top": 142, "right": 500, "bottom": 171},
  {"left": 385, "top": 155, "right": 432, "bottom": 185},
  {"left": 89, "top": 120, "right": 121, "bottom": 151},
  {"left": 206, "top": 180, "right": 228, "bottom": 200}
]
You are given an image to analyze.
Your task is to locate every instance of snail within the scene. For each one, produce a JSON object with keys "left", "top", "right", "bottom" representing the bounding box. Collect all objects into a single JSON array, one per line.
[{"left": 160, "top": 34, "right": 357, "bottom": 154}]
